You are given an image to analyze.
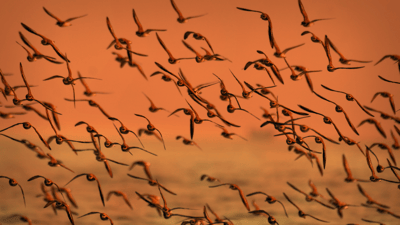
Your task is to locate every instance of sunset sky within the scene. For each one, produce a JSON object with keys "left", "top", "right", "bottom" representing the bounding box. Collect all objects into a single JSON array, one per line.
[
  {"left": 1, "top": 0, "right": 399, "bottom": 142},
  {"left": 1, "top": 1, "right": 400, "bottom": 224}
]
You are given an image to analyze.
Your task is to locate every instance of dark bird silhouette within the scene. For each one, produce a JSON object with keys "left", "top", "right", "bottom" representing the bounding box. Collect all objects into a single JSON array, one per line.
[
  {"left": 298, "top": 0, "right": 332, "bottom": 27},
  {"left": 0, "top": 176, "right": 26, "bottom": 207},
  {"left": 132, "top": 8, "right": 166, "bottom": 37},
  {"left": 43, "top": 7, "right": 87, "bottom": 27},
  {"left": 170, "top": 0, "right": 207, "bottom": 23},
  {"left": 284, "top": 192, "right": 329, "bottom": 222},
  {"left": 65, "top": 173, "right": 105, "bottom": 207}
]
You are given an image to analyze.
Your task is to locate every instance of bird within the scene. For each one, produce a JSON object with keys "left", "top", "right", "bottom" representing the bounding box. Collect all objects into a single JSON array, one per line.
[
  {"left": 136, "top": 183, "right": 199, "bottom": 219},
  {"left": 0, "top": 134, "right": 48, "bottom": 159},
  {"left": 110, "top": 123, "right": 155, "bottom": 155},
  {"left": 362, "top": 204, "right": 400, "bottom": 220},
  {"left": 216, "top": 125, "right": 247, "bottom": 141},
  {"left": 365, "top": 106, "right": 400, "bottom": 124},
  {"left": 286, "top": 182, "right": 334, "bottom": 209},
  {"left": 342, "top": 154, "right": 370, "bottom": 182},
  {"left": 105, "top": 17, "right": 147, "bottom": 56},
  {"left": 308, "top": 152, "right": 324, "bottom": 176},
  {"left": 16, "top": 104, "right": 47, "bottom": 120},
  {"left": 225, "top": 94, "right": 260, "bottom": 120},
  {"left": 170, "top": 0, "right": 207, "bottom": 23},
  {"left": 107, "top": 117, "right": 143, "bottom": 147},
  {"left": 282, "top": 58, "right": 320, "bottom": 92},
  {"left": 361, "top": 218, "right": 387, "bottom": 225},
  {"left": 236, "top": 7, "right": 270, "bottom": 21},
  {"left": 209, "top": 183, "right": 250, "bottom": 211},
  {"left": 313, "top": 91, "right": 360, "bottom": 135},
  {"left": 20, "top": 23, "right": 70, "bottom": 62},
  {"left": 290, "top": 123, "right": 339, "bottom": 144},
  {"left": 127, "top": 174, "right": 176, "bottom": 195},
  {"left": 0, "top": 122, "right": 51, "bottom": 150},
  {"left": 176, "top": 136, "right": 202, "bottom": 150},
  {"left": 65, "top": 173, "right": 105, "bottom": 206},
  {"left": 107, "top": 191, "right": 133, "bottom": 210},
  {"left": 301, "top": 31, "right": 324, "bottom": 45},
  {"left": 184, "top": 31, "right": 214, "bottom": 54},
  {"left": 132, "top": 9, "right": 166, "bottom": 37},
  {"left": 236, "top": 7, "right": 275, "bottom": 49},
  {"left": 0, "top": 176, "right": 26, "bottom": 207},
  {"left": 17, "top": 32, "right": 62, "bottom": 64},
  {"left": 365, "top": 145, "right": 384, "bottom": 182},
  {"left": 308, "top": 180, "right": 326, "bottom": 199},
  {"left": 44, "top": 59, "right": 101, "bottom": 107},
  {"left": 46, "top": 153, "right": 75, "bottom": 173},
  {"left": 17, "top": 62, "right": 60, "bottom": 114},
  {"left": 203, "top": 205, "right": 234, "bottom": 225},
  {"left": 77, "top": 72, "right": 109, "bottom": 97},
  {"left": 371, "top": 91, "right": 396, "bottom": 114},
  {"left": 135, "top": 114, "right": 166, "bottom": 150},
  {"left": 138, "top": 193, "right": 163, "bottom": 216},
  {"left": 273, "top": 42, "right": 305, "bottom": 58},
  {"left": 387, "top": 159, "right": 400, "bottom": 189},
  {"left": 288, "top": 145, "right": 314, "bottom": 166},
  {"left": 43, "top": 7, "right": 87, "bottom": 27},
  {"left": 156, "top": 33, "right": 194, "bottom": 64},
  {"left": 0, "top": 110, "right": 26, "bottom": 119},
  {"left": 79, "top": 212, "right": 114, "bottom": 225},
  {"left": 358, "top": 118, "right": 387, "bottom": 139},
  {"left": 324, "top": 35, "right": 364, "bottom": 72},
  {"left": 44, "top": 200, "right": 75, "bottom": 225},
  {"left": 124, "top": 55, "right": 149, "bottom": 80},
  {"left": 283, "top": 192, "right": 329, "bottom": 222},
  {"left": 378, "top": 74, "right": 400, "bottom": 84},
  {"left": 65, "top": 99, "right": 112, "bottom": 119},
  {"left": 298, "top": 104, "right": 345, "bottom": 140},
  {"left": 143, "top": 93, "right": 170, "bottom": 114},
  {"left": 369, "top": 143, "right": 396, "bottom": 166},
  {"left": 327, "top": 36, "right": 372, "bottom": 65},
  {"left": 182, "top": 40, "right": 205, "bottom": 63},
  {"left": 321, "top": 84, "right": 374, "bottom": 117},
  {"left": 58, "top": 187, "right": 78, "bottom": 208},
  {"left": 169, "top": 104, "right": 196, "bottom": 140},
  {"left": 129, "top": 160, "right": 153, "bottom": 180},
  {"left": 111, "top": 51, "right": 129, "bottom": 68},
  {"left": 391, "top": 130, "right": 400, "bottom": 149},
  {"left": 42, "top": 102, "right": 61, "bottom": 130},
  {"left": 4, "top": 214, "right": 32, "bottom": 225},
  {"left": 364, "top": 147, "right": 400, "bottom": 184},
  {"left": 230, "top": 70, "right": 253, "bottom": 99},
  {"left": 28, "top": 175, "right": 64, "bottom": 204},
  {"left": 357, "top": 184, "right": 389, "bottom": 208},
  {"left": 249, "top": 210, "right": 279, "bottom": 225},
  {"left": 246, "top": 192, "right": 288, "bottom": 216},
  {"left": 87, "top": 148, "right": 128, "bottom": 178},
  {"left": 138, "top": 128, "right": 163, "bottom": 142},
  {"left": 326, "top": 188, "right": 359, "bottom": 218},
  {"left": 375, "top": 54, "right": 400, "bottom": 73},
  {"left": 201, "top": 47, "right": 231, "bottom": 62},
  {"left": 200, "top": 174, "right": 220, "bottom": 183},
  {"left": 298, "top": 0, "right": 332, "bottom": 27}
]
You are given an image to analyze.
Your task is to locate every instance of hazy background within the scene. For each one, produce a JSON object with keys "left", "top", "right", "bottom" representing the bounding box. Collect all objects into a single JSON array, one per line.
[{"left": 1, "top": 0, "right": 400, "bottom": 224}]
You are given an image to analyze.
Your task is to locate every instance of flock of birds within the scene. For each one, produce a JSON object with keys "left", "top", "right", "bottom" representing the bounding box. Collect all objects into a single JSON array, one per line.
[{"left": 1, "top": 0, "right": 400, "bottom": 224}]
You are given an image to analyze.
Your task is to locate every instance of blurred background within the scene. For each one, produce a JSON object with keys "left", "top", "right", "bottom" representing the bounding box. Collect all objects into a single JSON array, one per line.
[{"left": 1, "top": 0, "right": 400, "bottom": 224}]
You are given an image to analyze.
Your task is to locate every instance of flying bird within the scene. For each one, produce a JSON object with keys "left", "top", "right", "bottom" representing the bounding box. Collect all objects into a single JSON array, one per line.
[{"left": 43, "top": 7, "right": 87, "bottom": 27}]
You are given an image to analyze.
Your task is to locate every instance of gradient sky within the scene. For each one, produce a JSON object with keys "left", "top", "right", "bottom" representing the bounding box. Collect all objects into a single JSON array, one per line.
[
  {"left": 0, "top": 1, "right": 399, "bottom": 142},
  {"left": 1, "top": 1, "right": 400, "bottom": 224},
  {"left": 1, "top": 0, "right": 399, "bottom": 143}
]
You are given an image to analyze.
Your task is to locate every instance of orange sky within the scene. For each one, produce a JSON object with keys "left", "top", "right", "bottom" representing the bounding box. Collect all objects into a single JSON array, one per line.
[
  {"left": 1, "top": 1, "right": 400, "bottom": 224},
  {"left": 1, "top": 0, "right": 399, "bottom": 144}
]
